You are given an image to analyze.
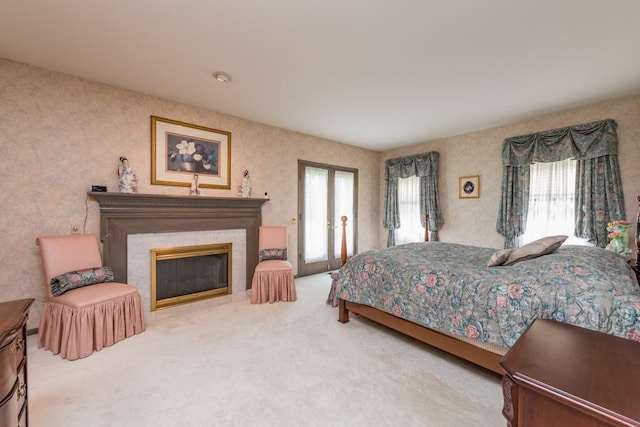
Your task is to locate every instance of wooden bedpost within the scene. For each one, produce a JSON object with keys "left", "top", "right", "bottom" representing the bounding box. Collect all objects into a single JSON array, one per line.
[
  {"left": 341, "top": 215, "right": 348, "bottom": 266},
  {"left": 424, "top": 214, "right": 429, "bottom": 242}
]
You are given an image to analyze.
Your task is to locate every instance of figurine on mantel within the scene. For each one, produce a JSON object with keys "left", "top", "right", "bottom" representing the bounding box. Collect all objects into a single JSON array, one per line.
[
  {"left": 117, "top": 156, "right": 138, "bottom": 193},
  {"left": 238, "top": 170, "right": 251, "bottom": 198},
  {"left": 190, "top": 173, "right": 202, "bottom": 196}
]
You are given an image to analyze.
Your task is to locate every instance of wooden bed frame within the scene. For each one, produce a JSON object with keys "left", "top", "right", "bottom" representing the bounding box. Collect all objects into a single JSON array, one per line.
[
  {"left": 337, "top": 299, "right": 504, "bottom": 374},
  {"left": 338, "top": 201, "right": 640, "bottom": 380},
  {"left": 336, "top": 214, "right": 504, "bottom": 375}
]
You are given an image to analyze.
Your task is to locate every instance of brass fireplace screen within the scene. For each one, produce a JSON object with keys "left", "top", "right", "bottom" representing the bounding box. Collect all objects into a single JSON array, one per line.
[{"left": 150, "top": 243, "right": 232, "bottom": 311}]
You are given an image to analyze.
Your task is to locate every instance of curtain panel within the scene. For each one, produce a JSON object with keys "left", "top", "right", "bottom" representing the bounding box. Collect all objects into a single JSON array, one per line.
[
  {"left": 384, "top": 151, "right": 443, "bottom": 246},
  {"left": 575, "top": 156, "right": 626, "bottom": 246},
  {"left": 496, "top": 118, "right": 625, "bottom": 248}
]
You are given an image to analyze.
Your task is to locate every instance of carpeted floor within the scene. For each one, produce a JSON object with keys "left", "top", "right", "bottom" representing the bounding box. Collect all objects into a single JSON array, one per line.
[{"left": 27, "top": 273, "right": 503, "bottom": 426}]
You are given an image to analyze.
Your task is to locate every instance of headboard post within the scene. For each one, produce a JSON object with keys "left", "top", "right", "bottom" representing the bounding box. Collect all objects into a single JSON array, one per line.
[{"left": 425, "top": 214, "right": 430, "bottom": 242}]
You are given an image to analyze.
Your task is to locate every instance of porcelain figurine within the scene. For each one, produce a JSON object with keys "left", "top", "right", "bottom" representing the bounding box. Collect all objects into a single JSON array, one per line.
[
  {"left": 117, "top": 156, "right": 138, "bottom": 193},
  {"left": 238, "top": 170, "right": 251, "bottom": 198},
  {"left": 190, "top": 173, "right": 202, "bottom": 196}
]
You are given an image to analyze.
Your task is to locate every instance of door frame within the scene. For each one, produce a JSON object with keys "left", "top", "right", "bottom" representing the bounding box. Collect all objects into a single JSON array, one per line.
[{"left": 297, "top": 160, "right": 358, "bottom": 276}]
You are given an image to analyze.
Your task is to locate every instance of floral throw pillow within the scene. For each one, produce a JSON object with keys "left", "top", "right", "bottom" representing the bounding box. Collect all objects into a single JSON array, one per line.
[
  {"left": 259, "top": 248, "right": 287, "bottom": 262},
  {"left": 50, "top": 266, "right": 115, "bottom": 297}
]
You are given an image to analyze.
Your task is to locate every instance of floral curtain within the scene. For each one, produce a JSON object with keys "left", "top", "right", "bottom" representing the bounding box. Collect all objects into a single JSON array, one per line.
[
  {"left": 575, "top": 156, "right": 626, "bottom": 246},
  {"left": 384, "top": 151, "right": 443, "bottom": 246},
  {"left": 496, "top": 118, "right": 625, "bottom": 248}
]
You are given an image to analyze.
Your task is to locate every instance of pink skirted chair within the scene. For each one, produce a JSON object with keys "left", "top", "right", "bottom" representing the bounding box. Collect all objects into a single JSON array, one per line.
[
  {"left": 251, "top": 226, "right": 297, "bottom": 304},
  {"left": 37, "top": 234, "right": 145, "bottom": 360}
]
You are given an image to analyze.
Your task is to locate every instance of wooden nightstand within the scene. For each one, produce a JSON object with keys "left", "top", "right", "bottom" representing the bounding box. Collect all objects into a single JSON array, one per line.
[
  {"left": 500, "top": 319, "right": 640, "bottom": 426},
  {"left": 0, "top": 299, "right": 34, "bottom": 427}
]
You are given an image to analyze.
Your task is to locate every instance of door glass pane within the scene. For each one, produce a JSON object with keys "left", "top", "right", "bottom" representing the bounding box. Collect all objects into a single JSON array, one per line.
[
  {"left": 304, "top": 167, "right": 328, "bottom": 263},
  {"left": 334, "top": 171, "right": 355, "bottom": 257}
]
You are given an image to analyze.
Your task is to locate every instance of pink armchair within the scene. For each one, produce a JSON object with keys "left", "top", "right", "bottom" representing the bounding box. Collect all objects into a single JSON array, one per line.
[
  {"left": 250, "top": 226, "right": 297, "bottom": 304},
  {"left": 37, "top": 234, "right": 145, "bottom": 360}
]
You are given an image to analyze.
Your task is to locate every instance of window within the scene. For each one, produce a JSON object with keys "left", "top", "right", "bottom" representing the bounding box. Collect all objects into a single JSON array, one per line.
[
  {"left": 394, "top": 176, "right": 425, "bottom": 245},
  {"left": 333, "top": 170, "right": 355, "bottom": 258},
  {"left": 518, "top": 159, "right": 590, "bottom": 247}
]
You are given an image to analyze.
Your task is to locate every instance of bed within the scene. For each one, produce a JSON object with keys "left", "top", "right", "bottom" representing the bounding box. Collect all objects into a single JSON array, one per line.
[{"left": 333, "top": 239, "right": 640, "bottom": 374}]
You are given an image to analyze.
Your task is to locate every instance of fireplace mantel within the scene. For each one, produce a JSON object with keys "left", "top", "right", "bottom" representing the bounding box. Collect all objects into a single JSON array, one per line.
[{"left": 88, "top": 192, "right": 269, "bottom": 289}]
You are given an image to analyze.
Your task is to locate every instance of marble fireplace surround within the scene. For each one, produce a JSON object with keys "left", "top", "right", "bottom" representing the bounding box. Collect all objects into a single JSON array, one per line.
[
  {"left": 128, "top": 229, "right": 246, "bottom": 314},
  {"left": 88, "top": 192, "right": 268, "bottom": 295}
]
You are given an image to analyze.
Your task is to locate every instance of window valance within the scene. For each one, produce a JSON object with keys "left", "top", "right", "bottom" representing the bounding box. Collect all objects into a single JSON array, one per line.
[
  {"left": 502, "top": 119, "right": 618, "bottom": 166},
  {"left": 385, "top": 151, "right": 440, "bottom": 179}
]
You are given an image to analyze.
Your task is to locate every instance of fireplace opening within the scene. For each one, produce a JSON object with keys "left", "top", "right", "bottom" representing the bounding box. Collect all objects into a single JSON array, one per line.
[{"left": 151, "top": 243, "right": 232, "bottom": 311}]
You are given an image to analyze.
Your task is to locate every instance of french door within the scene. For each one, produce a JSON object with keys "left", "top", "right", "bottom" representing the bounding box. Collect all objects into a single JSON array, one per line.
[{"left": 298, "top": 161, "right": 357, "bottom": 276}]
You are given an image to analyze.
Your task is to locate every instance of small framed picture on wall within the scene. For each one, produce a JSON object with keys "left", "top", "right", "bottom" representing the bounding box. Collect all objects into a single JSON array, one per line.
[{"left": 459, "top": 175, "right": 480, "bottom": 199}]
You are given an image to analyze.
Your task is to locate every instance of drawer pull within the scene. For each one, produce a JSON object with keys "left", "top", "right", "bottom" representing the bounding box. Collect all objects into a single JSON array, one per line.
[
  {"left": 8, "top": 338, "right": 25, "bottom": 355},
  {"left": 17, "top": 383, "right": 26, "bottom": 399},
  {"left": 15, "top": 338, "right": 25, "bottom": 353}
]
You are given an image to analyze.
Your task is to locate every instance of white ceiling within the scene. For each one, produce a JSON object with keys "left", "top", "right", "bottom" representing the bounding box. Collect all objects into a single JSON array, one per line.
[{"left": 2, "top": 1, "right": 640, "bottom": 151}]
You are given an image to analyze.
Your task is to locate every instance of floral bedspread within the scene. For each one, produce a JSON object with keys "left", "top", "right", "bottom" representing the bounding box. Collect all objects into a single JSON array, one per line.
[{"left": 335, "top": 242, "right": 640, "bottom": 348}]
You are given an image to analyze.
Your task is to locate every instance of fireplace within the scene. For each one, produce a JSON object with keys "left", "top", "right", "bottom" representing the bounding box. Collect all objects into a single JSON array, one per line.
[
  {"left": 88, "top": 192, "right": 269, "bottom": 313},
  {"left": 89, "top": 192, "right": 267, "bottom": 284},
  {"left": 151, "top": 243, "right": 232, "bottom": 311}
]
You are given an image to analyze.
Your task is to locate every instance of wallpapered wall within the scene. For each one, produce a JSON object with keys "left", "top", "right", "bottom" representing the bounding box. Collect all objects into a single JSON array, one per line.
[
  {"left": 0, "top": 59, "right": 381, "bottom": 327},
  {"left": 380, "top": 96, "right": 640, "bottom": 250}
]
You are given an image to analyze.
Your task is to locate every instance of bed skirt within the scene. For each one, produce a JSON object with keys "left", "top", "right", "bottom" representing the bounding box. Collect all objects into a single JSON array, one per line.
[{"left": 38, "top": 287, "right": 146, "bottom": 360}]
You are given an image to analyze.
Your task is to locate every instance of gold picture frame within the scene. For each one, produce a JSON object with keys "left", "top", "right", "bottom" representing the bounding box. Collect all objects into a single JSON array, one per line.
[
  {"left": 459, "top": 175, "right": 480, "bottom": 199},
  {"left": 151, "top": 116, "right": 231, "bottom": 189}
]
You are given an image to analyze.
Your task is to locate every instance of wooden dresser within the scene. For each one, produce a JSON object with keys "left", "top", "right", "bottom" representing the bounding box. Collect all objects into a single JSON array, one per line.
[
  {"left": 500, "top": 319, "right": 640, "bottom": 427},
  {"left": 0, "top": 299, "right": 34, "bottom": 427}
]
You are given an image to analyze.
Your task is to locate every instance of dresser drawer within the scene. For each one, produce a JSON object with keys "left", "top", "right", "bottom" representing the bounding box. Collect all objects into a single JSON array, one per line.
[
  {"left": 0, "top": 337, "right": 18, "bottom": 400},
  {"left": 0, "top": 362, "right": 26, "bottom": 424},
  {"left": 0, "top": 378, "right": 20, "bottom": 425},
  {"left": 15, "top": 362, "right": 26, "bottom": 415},
  {"left": 12, "top": 329, "right": 26, "bottom": 372},
  {"left": 0, "top": 299, "right": 33, "bottom": 427}
]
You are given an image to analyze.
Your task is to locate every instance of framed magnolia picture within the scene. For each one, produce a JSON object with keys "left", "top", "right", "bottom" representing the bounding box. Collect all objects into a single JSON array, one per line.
[
  {"left": 459, "top": 175, "right": 480, "bottom": 199},
  {"left": 151, "top": 116, "right": 231, "bottom": 189}
]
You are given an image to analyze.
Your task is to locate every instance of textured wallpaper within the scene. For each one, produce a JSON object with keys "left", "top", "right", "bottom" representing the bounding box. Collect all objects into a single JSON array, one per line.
[{"left": 0, "top": 59, "right": 381, "bottom": 327}]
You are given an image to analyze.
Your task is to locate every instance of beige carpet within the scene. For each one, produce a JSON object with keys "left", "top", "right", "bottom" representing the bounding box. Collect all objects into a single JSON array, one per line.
[{"left": 27, "top": 273, "right": 503, "bottom": 426}]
